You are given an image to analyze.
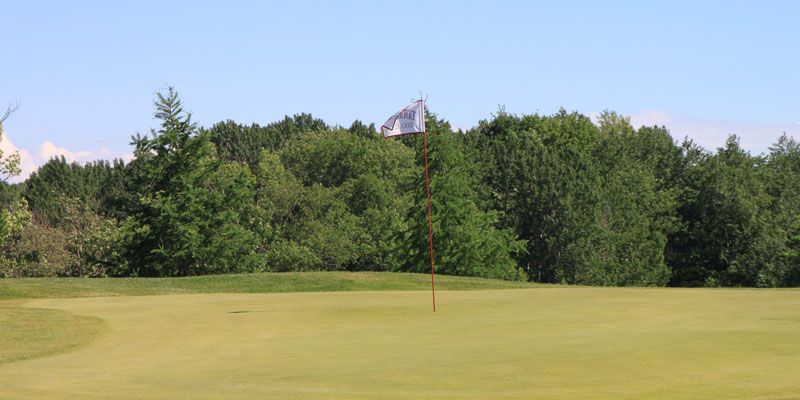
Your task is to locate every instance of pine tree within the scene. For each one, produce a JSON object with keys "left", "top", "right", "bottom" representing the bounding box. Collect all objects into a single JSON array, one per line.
[{"left": 117, "top": 87, "right": 260, "bottom": 276}]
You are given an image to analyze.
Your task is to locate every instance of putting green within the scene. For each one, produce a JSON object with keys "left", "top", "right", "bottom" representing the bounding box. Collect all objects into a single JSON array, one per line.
[
  {"left": 0, "top": 301, "right": 105, "bottom": 364},
  {"left": 1, "top": 288, "right": 799, "bottom": 399}
]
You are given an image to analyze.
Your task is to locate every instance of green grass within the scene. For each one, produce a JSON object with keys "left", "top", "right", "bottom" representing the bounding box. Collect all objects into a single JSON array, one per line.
[
  {"left": 0, "top": 300, "right": 106, "bottom": 364},
  {"left": 0, "top": 271, "right": 543, "bottom": 301},
  {"left": 0, "top": 272, "right": 540, "bottom": 366},
  {"left": 2, "top": 273, "right": 800, "bottom": 399}
]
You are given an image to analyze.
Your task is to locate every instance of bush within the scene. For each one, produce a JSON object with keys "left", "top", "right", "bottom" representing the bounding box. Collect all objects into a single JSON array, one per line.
[
  {"left": 0, "top": 224, "right": 76, "bottom": 277},
  {"left": 265, "top": 240, "right": 320, "bottom": 272}
]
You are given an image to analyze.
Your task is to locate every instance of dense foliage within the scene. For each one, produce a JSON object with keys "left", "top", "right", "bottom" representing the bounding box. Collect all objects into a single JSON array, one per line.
[{"left": 1, "top": 91, "right": 799, "bottom": 286}]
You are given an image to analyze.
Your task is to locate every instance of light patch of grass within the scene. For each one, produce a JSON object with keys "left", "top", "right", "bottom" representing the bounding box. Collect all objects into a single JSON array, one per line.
[
  {"left": 0, "top": 272, "right": 541, "bottom": 368},
  {"left": 1, "top": 288, "right": 799, "bottom": 399},
  {"left": 0, "top": 300, "right": 106, "bottom": 364}
]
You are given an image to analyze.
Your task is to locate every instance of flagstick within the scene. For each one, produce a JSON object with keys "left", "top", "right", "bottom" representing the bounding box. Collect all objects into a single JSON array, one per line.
[
  {"left": 381, "top": 99, "right": 435, "bottom": 312},
  {"left": 422, "top": 127, "right": 436, "bottom": 312}
]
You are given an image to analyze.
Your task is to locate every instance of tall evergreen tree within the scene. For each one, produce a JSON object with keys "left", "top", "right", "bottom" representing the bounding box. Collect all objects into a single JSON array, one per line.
[{"left": 117, "top": 87, "right": 260, "bottom": 276}]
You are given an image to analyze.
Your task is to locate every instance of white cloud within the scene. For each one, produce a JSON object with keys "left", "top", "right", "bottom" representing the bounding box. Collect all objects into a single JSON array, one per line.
[
  {"left": 628, "top": 110, "right": 674, "bottom": 127},
  {"left": 0, "top": 133, "right": 37, "bottom": 182},
  {"left": 0, "top": 132, "right": 132, "bottom": 183},
  {"left": 38, "top": 141, "right": 92, "bottom": 162},
  {"left": 449, "top": 123, "right": 473, "bottom": 133}
]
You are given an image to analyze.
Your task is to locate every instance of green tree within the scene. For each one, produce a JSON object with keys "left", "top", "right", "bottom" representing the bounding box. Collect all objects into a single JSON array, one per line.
[
  {"left": 762, "top": 134, "right": 800, "bottom": 285},
  {"left": 0, "top": 104, "right": 30, "bottom": 270},
  {"left": 207, "top": 114, "right": 329, "bottom": 169},
  {"left": 253, "top": 150, "right": 316, "bottom": 271},
  {"left": 596, "top": 109, "right": 633, "bottom": 135},
  {"left": 254, "top": 149, "right": 369, "bottom": 271},
  {"left": 23, "top": 157, "right": 132, "bottom": 225},
  {"left": 59, "top": 195, "right": 119, "bottom": 277},
  {"left": 465, "top": 109, "right": 679, "bottom": 285},
  {"left": 265, "top": 128, "right": 415, "bottom": 271},
  {"left": 117, "top": 87, "right": 260, "bottom": 276},
  {"left": 590, "top": 119, "right": 680, "bottom": 286},
  {"left": 0, "top": 222, "right": 74, "bottom": 278},
  {"left": 347, "top": 120, "right": 379, "bottom": 140},
  {"left": 786, "top": 215, "right": 800, "bottom": 286},
  {"left": 0, "top": 198, "right": 32, "bottom": 254},
  {"left": 398, "top": 117, "right": 525, "bottom": 280},
  {"left": 466, "top": 109, "right": 603, "bottom": 283},
  {"left": 669, "top": 136, "right": 779, "bottom": 286}
]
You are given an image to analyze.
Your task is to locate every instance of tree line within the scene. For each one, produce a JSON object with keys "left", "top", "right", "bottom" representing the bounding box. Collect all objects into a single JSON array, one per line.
[{"left": 1, "top": 89, "right": 799, "bottom": 287}]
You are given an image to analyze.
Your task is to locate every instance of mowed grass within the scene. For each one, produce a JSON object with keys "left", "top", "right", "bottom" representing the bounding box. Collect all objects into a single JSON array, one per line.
[
  {"left": 0, "top": 271, "right": 541, "bottom": 300},
  {"left": 1, "top": 274, "right": 800, "bottom": 399},
  {"left": 0, "top": 301, "right": 106, "bottom": 364},
  {"left": 0, "top": 272, "right": 541, "bottom": 365}
]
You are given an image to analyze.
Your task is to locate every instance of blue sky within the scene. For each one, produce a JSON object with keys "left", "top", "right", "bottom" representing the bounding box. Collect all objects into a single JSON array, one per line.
[{"left": 2, "top": 1, "right": 799, "bottom": 181}]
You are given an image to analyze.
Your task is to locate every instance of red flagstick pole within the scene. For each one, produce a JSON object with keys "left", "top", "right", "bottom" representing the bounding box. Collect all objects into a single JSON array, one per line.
[{"left": 422, "top": 128, "right": 436, "bottom": 312}]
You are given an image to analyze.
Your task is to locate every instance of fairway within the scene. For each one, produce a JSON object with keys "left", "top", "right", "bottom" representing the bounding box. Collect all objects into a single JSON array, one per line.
[{"left": 2, "top": 288, "right": 800, "bottom": 399}]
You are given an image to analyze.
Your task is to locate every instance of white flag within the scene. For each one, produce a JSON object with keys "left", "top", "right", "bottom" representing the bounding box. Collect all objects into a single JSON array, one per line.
[{"left": 381, "top": 100, "right": 425, "bottom": 137}]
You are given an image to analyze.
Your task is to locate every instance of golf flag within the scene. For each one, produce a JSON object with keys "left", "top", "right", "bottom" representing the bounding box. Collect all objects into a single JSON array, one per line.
[
  {"left": 381, "top": 100, "right": 425, "bottom": 137},
  {"left": 381, "top": 98, "right": 436, "bottom": 312}
]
